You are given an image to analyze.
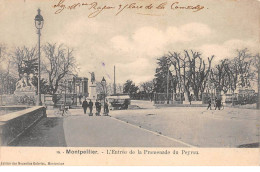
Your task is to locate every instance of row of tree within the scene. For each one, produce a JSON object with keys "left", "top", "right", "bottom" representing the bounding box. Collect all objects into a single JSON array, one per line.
[
  {"left": 1, "top": 43, "right": 259, "bottom": 105},
  {"left": 122, "top": 49, "right": 259, "bottom": 102},
  {"left": 0, "top": 44, "right": 17, "bottom": 94},
  {"left": 0, "top": 43, "right": 77, "bottom": 96}
]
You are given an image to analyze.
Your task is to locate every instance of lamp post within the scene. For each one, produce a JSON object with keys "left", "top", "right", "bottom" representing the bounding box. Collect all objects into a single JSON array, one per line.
[
  {"left": 34, "top": 8, "right": 44, "bottom": 106},
  {"left": 101, "top": 77, "right": 106, "bottom": 114},
  {"left": 64, "top": 79, "right": 67, "bottom": 107},
  {"left": 256, "top": 54, "right": 260, "bottom": 109},
  {"left": 166, "top": 62, "right": 170, "bottom": 104}
]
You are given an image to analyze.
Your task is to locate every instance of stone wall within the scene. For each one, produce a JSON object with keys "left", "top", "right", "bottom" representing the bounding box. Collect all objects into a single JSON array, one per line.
[
  {"left": 0, "top": 106, "right": 46, "bottom": 146},
  {"left": 0, "top": 94, "right": 37, "bottom": 106}
]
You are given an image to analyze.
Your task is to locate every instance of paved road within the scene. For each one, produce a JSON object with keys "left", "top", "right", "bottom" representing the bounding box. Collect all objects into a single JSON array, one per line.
[
  {"left": 14, "top": 101, "right": 259, "bottom": 147},
  {"left": 15, "top": 109, "right": 190, "bottom": 147},
  {"left": 111, "top": 107, "right": 260, "bottom": 147},
  {"left": 63, "top": 113, "right": 188, "bottom": 147},
  {"left": 13, "top": 116, "right": 66, "bottom": 147}
]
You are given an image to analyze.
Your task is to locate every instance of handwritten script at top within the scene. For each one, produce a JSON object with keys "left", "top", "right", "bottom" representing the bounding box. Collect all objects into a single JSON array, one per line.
[{"left": 52, "top": 0, "right": 206, "bottom": 18}]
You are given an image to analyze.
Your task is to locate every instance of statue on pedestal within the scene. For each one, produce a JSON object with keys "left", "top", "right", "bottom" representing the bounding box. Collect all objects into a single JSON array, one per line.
[
  {"left": 88, "top": 72, "right": 97, "bottom": 100},
  {"left": 15, "top": 73, "right": 36, "bottom": 92},
  {"left": 14, "top": 59, "right": 37, "bottom": 96},
  {"left": 89, "top": 72, "right": 95, "bottom": 85}
]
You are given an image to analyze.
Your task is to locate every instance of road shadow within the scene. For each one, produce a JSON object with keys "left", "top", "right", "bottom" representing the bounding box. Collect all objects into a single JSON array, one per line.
[
  {"left": 10, "top": 117, "right": 67, "bottom": 147},
  {"left": 237, "top": 142, "right": 260, "bottom": 148}
]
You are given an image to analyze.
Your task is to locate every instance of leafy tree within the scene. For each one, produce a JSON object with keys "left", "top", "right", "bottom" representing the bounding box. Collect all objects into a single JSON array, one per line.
[
  {"left": 31, "top": 77, "right": 50, "bottom": 94},
  {"left": 11, "top": 46, "right": 49, "bottom": 93},
  {"left": 123, "top": 80, "right": 139, "bottom": 97},
  {"left": 154, "top": 56, "right": 176, "bottom": 94},
  {"left": 12, "top": 46, "right": 38, "bottom": 79},
  {"left": 139, "top": 80, "right": 154, "bottom": 93}
]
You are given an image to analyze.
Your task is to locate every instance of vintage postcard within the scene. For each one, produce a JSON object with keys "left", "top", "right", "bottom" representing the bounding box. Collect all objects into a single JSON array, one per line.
[{"left": 0, "top": 0, "right": 259, "bottom": 166}]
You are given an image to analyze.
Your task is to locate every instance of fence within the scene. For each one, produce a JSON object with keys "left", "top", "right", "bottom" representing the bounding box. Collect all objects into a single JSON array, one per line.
[
  {"left": 130, "top": 93, "right": 184, "bottom": 104},
  {"left": 53, "top": 93, "right": 77, "bottom": 107},
  {"left": 154, "top": 93, "right": 175, "bottom": 104},
  {"left": 130, "top": 93, "right": 153, "bottom": 101},
  {"left": 202, "top": 92, "right": 258, "bottom": 105},
  {"left": 0, "top": 94, "right": 36, "bottom": 106}
]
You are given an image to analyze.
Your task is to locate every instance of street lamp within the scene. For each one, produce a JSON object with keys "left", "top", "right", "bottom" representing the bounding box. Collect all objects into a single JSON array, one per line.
[
  {"left": 64, "top": 79, "right": 67, "bottom": 107},
  {"left": 101, "top": 77, "right": 106, "bottom": 114},
  {"left": 166, "top": 58, "right": 171, "bottom": 104},
  {"left": 35, "top": 8, "right": 44, "bottom": 106}
]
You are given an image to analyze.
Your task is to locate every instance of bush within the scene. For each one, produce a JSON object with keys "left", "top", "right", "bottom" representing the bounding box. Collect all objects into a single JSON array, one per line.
[
  {"left": 237, "top": 94, "right": 258, "bottom": 105},
  {"left": 15, "top": 95, "right": 36, "bottom": 106}
]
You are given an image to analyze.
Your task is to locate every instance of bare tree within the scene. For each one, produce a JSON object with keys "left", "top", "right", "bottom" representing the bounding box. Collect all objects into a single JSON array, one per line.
[
  {"left": 168, "top": 50, "right": 214, "bottom": 100},
  {"left": 210, "top": 59, "right": 230, "bottom": 94},
  {"left": 168, "top": 52, "right": 183, "bottom": 94},
  {"left": 234, "top": 49, "right": 254, "bottom": 88},
  {"left": 0, "top": 44, "right": 7, "bottom": 66},
  {"left": 116, "top": 83, "right": 123, "bottom": 94},
  {"left": 219, "top": 49, "right": 254, "bottom": 93},
  {"left": 42, "top": 43, "right": 77, "bottom": 95},
  {"left": 255, "top": 54, "right": 260, "bottom": 109},
  {"left": 0, "top": 44, "right": 17, "bottom": 95},
  {"left": 106, "top": 83, "right": 114, "bottom": 95},
  {"left": 183, "top": 50, "right": 214, "bottom": 100}
]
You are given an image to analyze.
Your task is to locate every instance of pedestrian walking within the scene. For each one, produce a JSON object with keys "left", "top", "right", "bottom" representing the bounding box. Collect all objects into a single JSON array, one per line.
[
  {"left": 207, "top": 98, "right": 212, "bottom": 110},
  {"left": 104, "top": 101, "right": 109, "bottom": 116},
  {"left": 79, "top": 95, "right": 83, "bottom": 105},
  {"left": 95, "top": 100, "right": 101, "bottom": 116},
  {"left": 215, "top": 98, "right": 221, "bottom": 110},
  {"left": 123, "top": 99, "right": 128, "bottom": 109},
  {"left": 89, "top": 99, "right": 93, "bottom": 116},
  {"left": 214, "top": 97, "right": 217, "bottom": 109},
  {"left": 82, "top": 99, "right": 88, "bottom": 114},
  {"left": 189, "top": 94, "right": 192, "bottom": 105}
]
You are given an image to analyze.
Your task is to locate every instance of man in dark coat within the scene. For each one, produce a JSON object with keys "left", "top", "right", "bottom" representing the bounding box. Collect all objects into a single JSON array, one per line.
[
  {"left": 79, "top": 95, "right": 83, "bottom": 105},
  {"left": 82, "top": 99, "right": 88, "bottom": 114},
  {"left": 207, "top": 98, "right": 212, "bottom": 110},
  {"left": 89, "top": 100, "right": 93, "bottom": 116},
  {"left": 123, "top": 99, "right": 128, "bottom": 109},
  {"left": 104, "top": 101, "right": 109, "bottom": 116},
  {"left": 215, "top": 98, "right": 221, "bottom": 110},
  {"left": 95, "top": 100, "right": 101, "bottom": 116},
  {"left": 189, "top": 94, "right": 192, "bottom": 105}
]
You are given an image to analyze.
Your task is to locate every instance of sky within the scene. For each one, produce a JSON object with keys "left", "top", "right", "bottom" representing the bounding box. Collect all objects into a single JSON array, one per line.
[{"left": 0, "top": 0, "right": 259, "bottom": 85}]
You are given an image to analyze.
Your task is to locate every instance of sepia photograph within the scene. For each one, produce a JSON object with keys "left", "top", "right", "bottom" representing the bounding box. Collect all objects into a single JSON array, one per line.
[{"left": 0, "top": 0, "right": 259, "bottom": 166}]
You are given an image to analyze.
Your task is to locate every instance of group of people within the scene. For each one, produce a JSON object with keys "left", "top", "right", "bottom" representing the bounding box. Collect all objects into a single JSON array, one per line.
[
  {"left": 207, "top": 97, "right": 223, "bottom": 110},
  {"left": 82, "top": 99, "right": 109, "bottom": 116}
]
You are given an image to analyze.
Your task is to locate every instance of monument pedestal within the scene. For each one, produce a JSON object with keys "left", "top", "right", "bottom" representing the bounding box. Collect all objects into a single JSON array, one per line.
[
  {"left": 14, "top": 90, "right": 37, "bottom": 105},
  {"left": 89, "top": 83, "right": 97, "bottom": 101},
  {"left": 44, "top": 94, "right": 54, "bottom": 110},
  {"left": 14, "top": 90, "right": 36, "bottom": 97},
  {"left": 14, "top": 86, "right": 37, "bottom": 105}
]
